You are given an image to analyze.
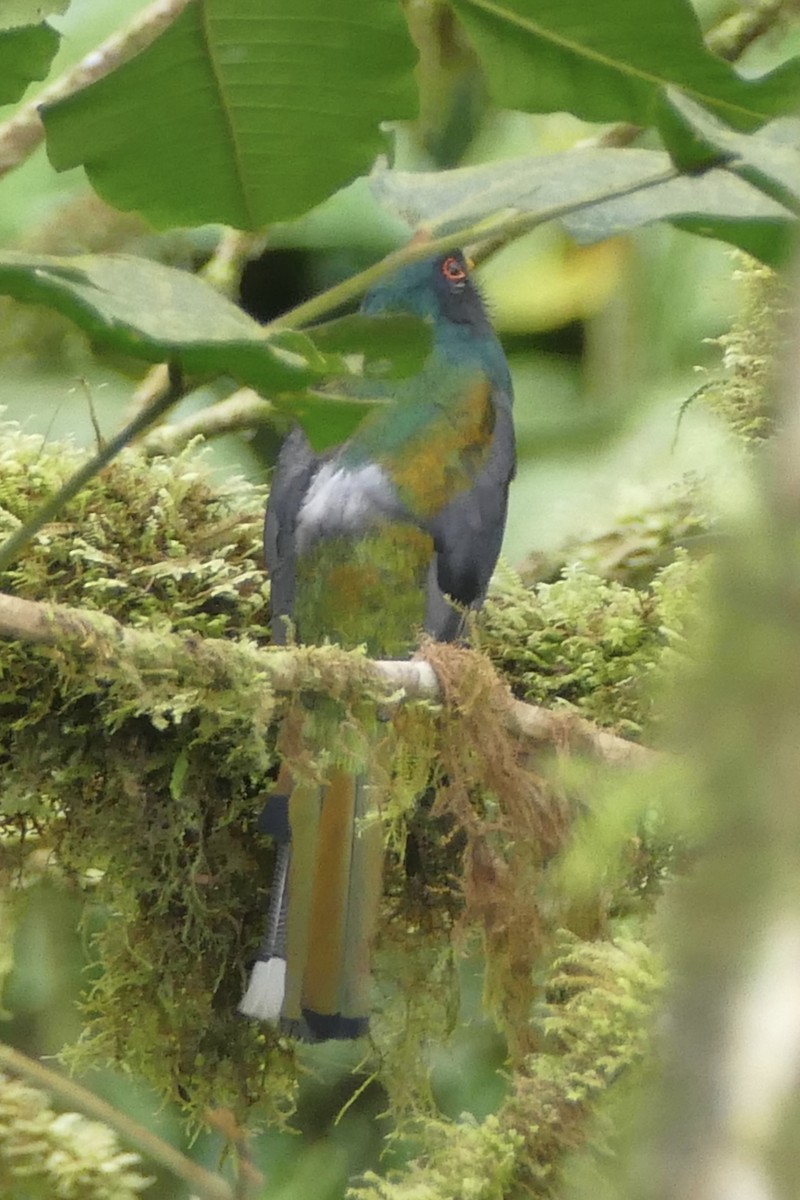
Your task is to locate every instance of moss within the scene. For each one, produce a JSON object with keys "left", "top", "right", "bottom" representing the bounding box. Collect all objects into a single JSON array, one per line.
[
  {"left": 0, "top": 423, "right": 694, "bottom": 1177},
  {"left": 521, "top": 478, "right": 710, "bottom": 589},
  {"left": 0, "top": 426, "right": 291, "bottom": 1121},
  {"left": 479, "top": 555, "right": 704, "bottom": 737},
  {"left": 351, "top": 1112, "right": 523, "bottom": 1200},
  {"left": 348, "top": 935, "right": 662, "bottom": 1200},
  {"left": 0, "top": 1072, "right": 152, "bottom": 1200},
  {"left": 702, "top": 254, "right": 789, "bottom": 444}
]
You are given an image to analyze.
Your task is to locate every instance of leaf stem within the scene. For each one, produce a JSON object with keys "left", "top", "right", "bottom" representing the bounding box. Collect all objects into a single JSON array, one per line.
[
  {"left": 261, "top": 164, "right": 681, "bottom": 333},
  {"left": 0, "top": 1041, "right": 234, "bottom": 1200}
]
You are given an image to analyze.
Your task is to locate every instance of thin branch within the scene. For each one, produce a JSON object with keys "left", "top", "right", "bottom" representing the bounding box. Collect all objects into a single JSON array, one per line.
[
  {"left": 143, "top": 389, "right": 272, "bottom": 457},
  {"left": 705, "top": 0, "right": 788, "bottom": 61},
  {"left": 0, "top": 1042, "right": 234, "bottom": 1200},
  {"left": 130, "top": 163, "right": 682, "bottom": 446},
  {"left": 573, "top": 1, "right": 789, "bottom": 154},
  {"left": 127, "top": 231, "right": 264, "bottom": 423},
  {"left": 0, "top": 589, "right": 659, "bottom": 770},
  {"left": 0, "top": 0, "right": 192, "bottom": 181},
  {"left": 0, "top": 364, "right": 186, "bottom": 574}
]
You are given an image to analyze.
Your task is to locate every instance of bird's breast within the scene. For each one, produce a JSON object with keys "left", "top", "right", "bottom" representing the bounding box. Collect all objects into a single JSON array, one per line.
[
  {"left": 294, "top": 522, "right": 433, "bottom": 656},
  {"left": 295, "top": 460, "right": 402, "bottom": 555}
]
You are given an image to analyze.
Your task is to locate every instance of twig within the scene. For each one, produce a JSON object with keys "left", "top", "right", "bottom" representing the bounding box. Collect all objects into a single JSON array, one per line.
[
  {"left": 261, "top": 164, "right": 682, "bottom": 334},
  {"left": 143, "top": 388, "right": 272, "bottom": 457},
  {"left": 0, "top": 0, "right": 192, "bottom": 181},
  {"left": 0, "top": 364, "right": 186, "bottom": 574},
  {"left": 0, "top": 1041, "right": 234, "bottom": 1200},
  {"left": 705, "top": 0, "right": 788, "bottom": 61},
  {"left": 128, "top": 230, "right": 263, "bottom": 422},
  {"left": 568, "top": 1, "right": 789, "bottom": 155},
  {"left": 204, "top": 1109, "right": 264, "bottom": 1200},
  {"left": 0, "top": 589, "right": 659, "bottom": 769}
]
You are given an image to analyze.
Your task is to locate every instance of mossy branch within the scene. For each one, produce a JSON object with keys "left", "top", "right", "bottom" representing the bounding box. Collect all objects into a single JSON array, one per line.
[{"left": 0, "top": 589, "right": 657, "bottom": 769}]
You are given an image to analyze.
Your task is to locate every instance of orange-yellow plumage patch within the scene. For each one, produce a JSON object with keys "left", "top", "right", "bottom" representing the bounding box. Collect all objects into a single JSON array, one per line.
[{"left": 389, "top": 376, "right": 495, "bottom": 516}]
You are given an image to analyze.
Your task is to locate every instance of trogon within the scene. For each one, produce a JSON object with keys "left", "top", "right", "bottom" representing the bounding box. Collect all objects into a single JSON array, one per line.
[{"left": 239, "top": 250, "right": 515, "bottom": 1040}]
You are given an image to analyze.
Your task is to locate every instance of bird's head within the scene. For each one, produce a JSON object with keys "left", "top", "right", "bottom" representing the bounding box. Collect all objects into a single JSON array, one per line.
[{"left": 361, "top": 251, "right": 491, "bottom": 332}]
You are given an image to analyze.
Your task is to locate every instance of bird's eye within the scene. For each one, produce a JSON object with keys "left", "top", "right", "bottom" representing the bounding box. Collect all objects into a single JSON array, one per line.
[{"left": 441, "top": 256, "right": 467, "bottom": 282}]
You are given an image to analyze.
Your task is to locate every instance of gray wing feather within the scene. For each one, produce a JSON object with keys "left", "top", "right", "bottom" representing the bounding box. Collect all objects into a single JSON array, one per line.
[
  {"left": 264, "top": 426, "right": 321, "bottom": 644},
  {"left": 424, "top": 397, "right": 516, "bottom": 642}
]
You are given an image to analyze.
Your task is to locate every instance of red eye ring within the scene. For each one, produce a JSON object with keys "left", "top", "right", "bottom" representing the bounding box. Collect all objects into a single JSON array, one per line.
[{"left": 441, "top": 256, "right": 467, "bottom": 282}]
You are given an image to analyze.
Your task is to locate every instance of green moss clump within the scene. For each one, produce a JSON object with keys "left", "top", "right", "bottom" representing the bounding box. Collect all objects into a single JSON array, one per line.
[
  {"left": 0, "top": 424, "right": 270, "bottom": 639},
  {"left": 479, "top": 555, "right": 704, "bottom": 736},
  {"left": 0, "top": 426, "right": 296, "bottom": 1121},
  {"left": 522, "top": 478, "right": 710, "bottom": 590},
  {"left": 349, "top": 935, "right": 662, "bottom": 1200},
  {"left": 351, "top": 1112, "right": 523, "bottom": 1200}
]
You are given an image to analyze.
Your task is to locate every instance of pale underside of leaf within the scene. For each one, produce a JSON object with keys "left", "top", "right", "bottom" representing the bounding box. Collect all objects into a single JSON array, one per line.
[
  {"left": 369, "top": 149, "right": 793, "bottom": 262},
  {"left": 665, "top": 90, "right": 800, "bottom": 214}
]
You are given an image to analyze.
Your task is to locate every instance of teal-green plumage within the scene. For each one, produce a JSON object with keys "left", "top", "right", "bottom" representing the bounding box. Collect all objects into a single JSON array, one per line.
[{"left": 240, "top": 251, "right": 515, "bottom": 1040}]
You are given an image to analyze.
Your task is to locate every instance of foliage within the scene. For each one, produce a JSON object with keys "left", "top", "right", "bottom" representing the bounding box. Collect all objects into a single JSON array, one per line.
[
  {"left": 351, "top": 935, "right": 663, "bottom": 1200},
  {"left": 0, "top": 3, "right": 63, "bottom": 105},
  {"left": 0, "top": 0, "right": 798, "bottom": 1196},
  {"left": 0, "top": 423, "right": 695, "bottom": 1136}
]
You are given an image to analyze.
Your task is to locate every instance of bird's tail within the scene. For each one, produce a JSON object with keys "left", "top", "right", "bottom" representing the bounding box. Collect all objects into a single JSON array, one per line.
[{"left": 239, "top": 764, "right": 384, "bottom": 1040}]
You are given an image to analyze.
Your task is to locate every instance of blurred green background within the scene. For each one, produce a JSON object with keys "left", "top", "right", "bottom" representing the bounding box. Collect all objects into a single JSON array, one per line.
[{"left": 0, "top": 0, "right": 784, "bottom": 1194}]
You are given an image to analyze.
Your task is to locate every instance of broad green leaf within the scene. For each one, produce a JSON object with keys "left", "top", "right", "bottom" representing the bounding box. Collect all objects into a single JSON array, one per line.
[
  {"left": 0, "top": 251, "right": 325, "bottom": 392},
  {"left": 41, "top": 0, "right": 418, "bottom": 230},
  {"left": 370, "top": 150, "right": 795, "bottom": 265},
  {"left": 449, "top": 0, "right": 800, "bottom": 132},
  {"left": 0, "top": 252, "right": 434, "bottom": 447},
  {"left": 0, "top": 21, "right": 59, "bottom": 102},
  {"left": 308, "top": 314, "right": 432, "bottom": 378},
  {"left": 663, "top": 89, "right": 800, "bottom": 215},
  {"left": 0, "top": 1, "right": 68, "bottom": 28}
]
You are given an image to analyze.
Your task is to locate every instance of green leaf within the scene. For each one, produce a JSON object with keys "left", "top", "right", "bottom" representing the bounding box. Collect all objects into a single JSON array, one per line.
[
  {"left": 0, "top": 20, "right": 59, "bottom": 102},
  {"left": 449, "top": 0, "right": 800, "bottom": 132},
  {"left": 308, "top": 314, "right": 433, "bottom": 378},
  {"left": 41, "top": 0, "right": 418, "bottom": 230},
  {"left": 282, "top": 389, "right": 382, "bottom": 451},
  {"left": 0, "top": 252, "right": 435, "bottom": 439},
  {"left": 0, "top": 251, "right": 324, "bottom": 392},
  {"left": 663, "top": 88, "right": 800, "bottom": 216},
  {"left": 370, "top": 150, "right": 795, "bottom": 265}
]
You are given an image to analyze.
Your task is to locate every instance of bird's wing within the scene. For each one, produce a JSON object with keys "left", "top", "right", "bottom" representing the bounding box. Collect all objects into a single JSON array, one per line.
[
  {"left": 425, "top": 392, "right": 516, "bottom": 642},
  {"left": 264, "top": 426, "right": 322, "bottom": 644}
]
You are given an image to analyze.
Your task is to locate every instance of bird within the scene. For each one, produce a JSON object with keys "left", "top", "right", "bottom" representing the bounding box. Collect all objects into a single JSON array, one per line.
[{"left": 238, "top": 248, "right": 516, "bottom": 1040}]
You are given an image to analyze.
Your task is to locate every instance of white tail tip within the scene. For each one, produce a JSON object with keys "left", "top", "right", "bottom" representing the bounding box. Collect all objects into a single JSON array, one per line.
[{"left": 238, "top": 957, "right": 286, "bottom": 1022}]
